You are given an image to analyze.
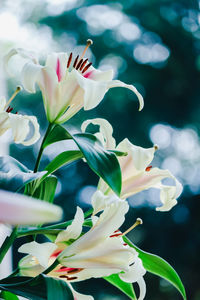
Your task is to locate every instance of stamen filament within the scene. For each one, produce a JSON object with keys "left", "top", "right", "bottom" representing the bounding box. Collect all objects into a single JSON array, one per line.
[
  {"left": 4, "top": 86, "right": 22, "bottom": 109},
  {"left": 80, "top": 39, "right": 93, "bottom": 60},
  {"left": 121, "top": 218, "right": 143, "bottom": 237}
]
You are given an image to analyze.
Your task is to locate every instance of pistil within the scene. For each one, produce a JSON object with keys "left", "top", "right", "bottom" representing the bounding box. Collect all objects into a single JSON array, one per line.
[{"left": 4, "top": 86, "right": 22, "bottom": 110}]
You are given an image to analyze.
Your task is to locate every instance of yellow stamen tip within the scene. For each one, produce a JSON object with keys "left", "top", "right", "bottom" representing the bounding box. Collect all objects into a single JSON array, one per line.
[
  {"left": 154, "top": 145, "right": 158, "bottom": 151},
  {"left": 16, "top": 85, "right": 22, "bottom": 92},
  {"left": 136, "top": 218, "right": 143, "bottom": 225},
  {"left": 87, "top": 39, "right": 93, "bottom": 46}
]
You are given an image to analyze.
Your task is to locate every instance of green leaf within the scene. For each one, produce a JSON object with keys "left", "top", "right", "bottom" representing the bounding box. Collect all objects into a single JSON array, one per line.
[
  {"left": 45, "top": 276, "right": 73, "bottom": 300},
  {"left": 44, "top": 150, "right": 83, "bottom": 178},
  {"left": 32, "top": 176, "right": 58, "bottom": 203},
  {"left": 73, "top": 133, "right": 121, "bottom": 195},
  {"left": 43, "top": 124, "right": 71, "bottom": 148},
  {"left": 123, "top": 236, "right": 187, "bottom": 300},
  {"left": 0, "top": 156, "right": 46, "bottom": 192},
  {"left": 0, "top": 274, "right": 73, "bottom": 300},
  {"left": 42, "top": 125, "right": 122, "bottom": 195},
  {"left": 104, "top": 274, "right": 136, "bottom": 299},
  {"left": 0, "top": 291, "right": 19, "bottom": 300}
]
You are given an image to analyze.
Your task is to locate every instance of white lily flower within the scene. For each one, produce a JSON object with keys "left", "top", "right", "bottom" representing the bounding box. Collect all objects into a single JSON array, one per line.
[
  {"left": 0, "top": 189, "right": 62, "bottom": 225},
  {"left": 0, "top": 87, "right": 40, "bottom": 145},
  {"left": 5, "top": 41, "right": 144, "bottom": 124},
  {"left": 19, "top": 202, "right": 146, "bottom": 299},
  {"left": 82, "top": 118, "right": 182, "bottom": 212}
]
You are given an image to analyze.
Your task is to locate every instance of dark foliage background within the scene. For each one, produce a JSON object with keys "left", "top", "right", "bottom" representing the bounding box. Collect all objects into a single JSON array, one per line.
[{"left": 2, "top": 0, "right": 200, "bottom": 299}]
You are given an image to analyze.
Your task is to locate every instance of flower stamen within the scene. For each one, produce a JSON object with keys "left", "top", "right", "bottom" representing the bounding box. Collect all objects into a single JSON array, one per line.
[
  {"left": 4, "top": 86, "right": 22, "bottom": 110},
  {"left": 121, "top": 218, "right": 143, "bottom": 237},
  {"left": 82, "top": 62, "right": 92, "bottom": 74},
  {"left": 79, "top": 58, "right": 88, "bottom": 71},
  {"left": 73, "top": 55, "right": 79, "bottom": 68},
  {"left": 76, "top": 58, "right": 83, "bottom": 70},
  {"left": 67, "top": 52, "right": 73, "bottom": 68},
  {"left": 80, "top": 39, "right": 93, "bottom": 61}
]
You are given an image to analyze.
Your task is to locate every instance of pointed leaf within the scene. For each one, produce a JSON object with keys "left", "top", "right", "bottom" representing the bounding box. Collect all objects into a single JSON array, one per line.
[
  {"left": 73, "top": 133, "right": 121, "bottom": 195},
  {"left": 0, "top": 291, "right": 19, "bottom": 300},
  {"left": 104, "top": 274, "right": 136, "bottom": 299},
  {"left": 123, "top": 236, "right": 187, "bottom": 300},
  {"left": 42, "top": 125, "right": 122, "bottom": 195},
  {"left": 44, "top": 150, "right": 83, "bottom": 179},
  {"left": 0, "top": 156, "right": 46, "bottom": 192},
  {"left": 0, "top": 274, "right": 73, "bottom": 300},
  {"left": 32, "top": 176, "right": 58, "bottom": 203}
]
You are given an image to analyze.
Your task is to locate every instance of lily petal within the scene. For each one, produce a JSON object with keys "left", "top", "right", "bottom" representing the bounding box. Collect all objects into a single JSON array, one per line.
[
  {"left": 45, "top": 53, "right": 68, "bottom": 82},
  {"left": 18, "top": 241, "right": 57, "bottom": 268},
  {"left": 81, "top": 118, "right": 116, "bottom": 149},
  {"left": 4, "top": 48, "right": 38, "bottom": 76},
  {"left": 91, "top": 190, "right": 122, "bottom": 215},
  {"left": 0, "top": 189, "right": 63, "bottom": 225},
  {"left": 56, "top": 207, "right": 84, "bottom": 243},
  {"left": 67, "top": 283, "right": 94, "bottom": 300},
  {"left": 8, "top": 113, "right": 40, "bottom": 146}
]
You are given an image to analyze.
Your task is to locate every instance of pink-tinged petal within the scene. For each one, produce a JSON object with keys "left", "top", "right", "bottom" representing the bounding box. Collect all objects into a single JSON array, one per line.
[
  {"left": 0, "top": 190, "right": 62, "bottom": 225},
  {"left": 56, "top": 58, "right": 62, "bottom": 82},
  {"left": 45, "top": 52, "right": 68, "bottom": 82},
  {"left": 18, "top": 241, "right": 57, "bottom": 268}
]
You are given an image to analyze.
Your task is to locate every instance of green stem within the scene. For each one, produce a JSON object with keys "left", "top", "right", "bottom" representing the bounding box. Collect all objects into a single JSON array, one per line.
[
  {"left": 0, "top": 227, "right": 18, "bottom": 264},
  {"left": 34, "top": 123, "right": 54, "bottom": 173},
  {"left": 43, "top": 259, "right": 59, "bottom": 274}
]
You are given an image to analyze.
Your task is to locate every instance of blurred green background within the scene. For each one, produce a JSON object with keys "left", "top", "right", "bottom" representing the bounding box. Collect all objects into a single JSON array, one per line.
[{"left": 1, "top": 0, "right": 200, "bottom": 299}]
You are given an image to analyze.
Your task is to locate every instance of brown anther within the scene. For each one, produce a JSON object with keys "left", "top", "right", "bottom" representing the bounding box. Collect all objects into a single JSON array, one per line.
[
  {"left": 59, "top": 275, "right": 68, "bottom": 278},
  {"left": 6, "top": 106, "right": 13, "bottom": 113},
  {"left": 110, "top": 233, "right": 122, "bottom": 238},
  {"left": 145, "top": 165, "right": 152, "bottom": 172},
  {"left": 79, "top": 58, "right": 88, "bottom": 71},
  {"left": 76, "top": 58, "right": 83, "bottom": 70},
  {"left": 82, "top": 62, "right": 92, "bottom": 74},
  {"left": 123, "top": 243, "right": 128, "bottom": 246},
  {"left": 67, "top": 268, "right": 83, "bottom": 274},
  {"left": 73, "top": 55, "right": 79, "bottom": 68},
  {"left": 67, "top": 52, "right": 73, "bottom": 68},
  {"left": 66, "top": 276, "right": 78, "bottom": 281}
]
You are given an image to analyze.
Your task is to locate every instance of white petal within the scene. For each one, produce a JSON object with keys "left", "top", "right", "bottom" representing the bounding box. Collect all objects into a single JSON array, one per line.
[
  {"left": 156, "top": 178, "right": 183, "bottom": 212},
  {"left": 0, "top": 189, "right": 63, "bottom": 225},
  {"left": 8, "top": 113, "right": 40, "bottom": 146},
  {"left": 19, "top": 255, "right": 45, "bottom": 277},
  {"left": 67, "top": 283, "right": 94, "bottom": 300},
  {"left": 45, "top": 52, "right": 68, "bottom": 82},
  {"left": 21, "top": 62, "right": 42, "bottom": 93},
  {"left": 91, "top": 190, "right": 122, "bottom": 215},
  {"left": 0, "top": 97, "right": 6, "bottom": 112},
  {"left": 81, "top": 118, "right": 116, "bottom": 149},
  {"left": 59, "top": 201, "right": 129, "bottom": 262},
  {"left": 0, "top": 112, "right": 10, "bottom": 136},
  {"left": 18, "top": 241, "right": 57, "bottom": 268},
  {"left": 60, "top": 236, "right": 134, "bottom": 271},
  {"left": 117, "top": 138, "right": 156, "bottom": 173},
  {"left": 108, "top": 80, "right": 144, "bottom": 111},
  {"left": 56, "top": 207, "right": 84, "bottom": 243},
  {"left": 137, "top": 277, "right": 146, "bottom": 300},
  {"left": 120, "top": 257, "right": 146, "bottom": 283},
  {"left": 4, "top": 48, "right": 38, "bottom": 76},
  {"left": 85, "top": 67, "right": 114, "bottom": 81},
  {"left": 74, "top": 70, "right": 109, "bottom": 110}
]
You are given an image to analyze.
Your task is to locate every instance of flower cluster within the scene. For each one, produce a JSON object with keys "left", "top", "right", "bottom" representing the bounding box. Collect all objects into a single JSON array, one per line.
[{"left": 0, "top": 40, "right": 184, "bottom": 300}]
